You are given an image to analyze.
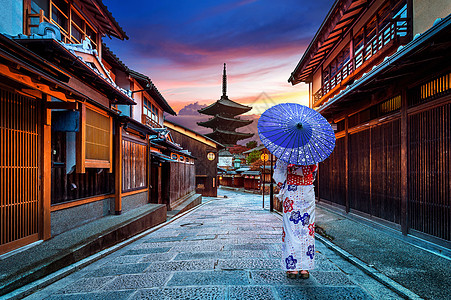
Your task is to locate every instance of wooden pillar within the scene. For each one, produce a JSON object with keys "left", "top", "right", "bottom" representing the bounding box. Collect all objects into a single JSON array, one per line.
[
  {"left": 114, "top": 122, "right": 122, "bottom": 215},
  {"left": 407, "top": 0, "right": 413, "bottom": 40},
  {"left": 147, "top": 139, "right": 152, "bottom": 203},
  {"left": 369, "top": 126, "right": 372, "bottom": 216},
  {"left": 400, "top": 89, "right": 409, "bottom": 235},
  {"left": 317, "top": 157, "right": 320, "bottom": 201},
  {"left": 41, "top": 94, "right": 51, "bottom": 240},
  {"left": 76, "top": 103, "right": 86, "bottom": 173},
  {"left": 350, "top": 28, "right": 354, "bottom": 72},
  {"left": 158, "top": 164, "right": 162, "bottom": 204},
  {"left": 345, "top": 116, "right": 350, "bottom": 213},
  {"left": 23, "top": 0, "right": 31, "bottom": 35},
  {"left": 269, "top": 154, "right": 274, "bottom": 212}
]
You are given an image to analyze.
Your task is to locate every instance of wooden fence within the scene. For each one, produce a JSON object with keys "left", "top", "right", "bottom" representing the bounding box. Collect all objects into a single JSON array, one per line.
[
  {"left": 318, "top": 101, "right": 450, "bottom": 242},
  {"left": 0, "top": 89, "right": 40, "bottom": 254}
]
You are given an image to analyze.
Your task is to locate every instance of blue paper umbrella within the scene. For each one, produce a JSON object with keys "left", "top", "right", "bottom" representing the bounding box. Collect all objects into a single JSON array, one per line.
[{"left": 258, "top": 103, "right": 335, "bottom": 165}]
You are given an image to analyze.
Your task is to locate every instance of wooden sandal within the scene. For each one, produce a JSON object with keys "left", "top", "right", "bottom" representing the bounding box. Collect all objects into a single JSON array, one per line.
[
  {"left": 300, "top": 270, "right": 309, "bottom": 279},
  {"left": 286, "top": 271, "right": 298, "bottom": 279}
]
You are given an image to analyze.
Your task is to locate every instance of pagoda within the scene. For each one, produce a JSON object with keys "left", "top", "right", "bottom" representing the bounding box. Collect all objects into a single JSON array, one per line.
[{"left": 198, "top": 64, "right": 253, "bottom": 146}]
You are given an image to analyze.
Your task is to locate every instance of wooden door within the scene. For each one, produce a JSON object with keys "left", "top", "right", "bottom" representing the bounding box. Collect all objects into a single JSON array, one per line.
[{"left": 0, "top": 89, "right": 40, "bottom": 255}]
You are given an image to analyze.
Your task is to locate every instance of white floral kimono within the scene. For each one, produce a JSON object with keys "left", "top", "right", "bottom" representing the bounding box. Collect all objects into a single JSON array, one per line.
[{"left": 273, "top": 160, "right": 317, "bottom": 271}]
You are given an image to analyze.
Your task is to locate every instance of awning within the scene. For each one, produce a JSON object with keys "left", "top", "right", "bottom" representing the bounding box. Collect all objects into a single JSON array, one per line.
[
  {"left": 235, "top": 167, "right": 251, "bottom": 173},
  {"left": 14, "top": 38, "right": 135, "bottom": 105},
  {"left": 118, "top": 116, "right": 157, "bottom": 135},
  {"left": 150, "top": 151, "right": 177, "bottom": 163},
  {"left": 242, "top": 171, "right": 261, "bottom": 176}
]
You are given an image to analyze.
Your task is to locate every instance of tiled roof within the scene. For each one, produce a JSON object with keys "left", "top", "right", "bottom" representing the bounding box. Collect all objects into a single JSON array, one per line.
[
  {"left": 79, "top": 0, "right": 128, "bottom": 40},
  {"left": 129, "top": 70, "right": 176, "bottom": 115},
  {"left": 198, "top": 96, "right": 252, "bottom": 115},
  {"left": 205, "top": 129, "right": 254, "bottom": 137},
  {"left": 289, "top": 0, "right": 370, "bottom": 84},
  {"left": 317, "top": 15, "right": 451, "bottom": 117},
  {"left": 197, "top": 114, "right": 252, "bottom": 129}
]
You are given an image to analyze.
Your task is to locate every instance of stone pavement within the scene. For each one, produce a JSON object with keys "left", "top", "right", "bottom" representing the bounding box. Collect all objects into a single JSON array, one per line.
[{"left": 22, "top": 189, "right": 401, "bottom": 300}]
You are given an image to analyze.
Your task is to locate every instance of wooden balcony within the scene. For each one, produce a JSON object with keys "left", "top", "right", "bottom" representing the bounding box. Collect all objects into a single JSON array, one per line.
[
  {"left": 25, "top": 9, "right": 97, "bottom": 48},
  {"left": 314, "top": 17, "right": 409, "bottom": 107},
  {"left": 142, "top": 114, "right": 162, "bottom": 128}
]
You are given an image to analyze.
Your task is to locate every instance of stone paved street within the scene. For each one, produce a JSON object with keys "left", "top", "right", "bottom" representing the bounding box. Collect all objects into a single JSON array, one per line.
[{"left": 24, "top": 189, "right": 401, "bottom": 300}]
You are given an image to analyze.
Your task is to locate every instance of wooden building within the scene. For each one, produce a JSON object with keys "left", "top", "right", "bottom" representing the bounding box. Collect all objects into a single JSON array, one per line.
[
  {"left": 149, "top": 128, "right": 197, "bottom": 210},
  {"left": 0, "top": 0, "right": 185, "bottom": 256},
  {"left": 242, "top": 170, "right": 261, "bottom": 191},
  {"left": 164, "top": 120, "right": 224, "bottom": 197},
  {"left": 198, "top": 64, "right": 253, "bottom": 146},
  {"left": 289, "top": 0, "right": 451, "bottom": 247}
]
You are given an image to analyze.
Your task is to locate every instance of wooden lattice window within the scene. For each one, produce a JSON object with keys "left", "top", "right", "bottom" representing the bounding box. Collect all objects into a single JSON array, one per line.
[
  {"left": 77, "top": 104, "right": 112, "bottom": 172},
  {"left": 420, "top": 72, "right": 451, "bottom": 100},
  {"left": 70, "top": 10, "right": 98, "bottom": 48},
  {"left": 29, "top": 0, "right": 99, "bottom": 48},
  {"left": 122, "top": 139, "right": 147, "bottom": 192},
  {"left": 143, "top": 97, "right": 159, "bottom": 124},
  {"left": 86, "top": 108, "right": 110, "bottom": 161}
]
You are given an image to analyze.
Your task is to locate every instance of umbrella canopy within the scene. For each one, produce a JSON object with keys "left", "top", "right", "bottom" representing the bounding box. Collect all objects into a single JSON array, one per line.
[{"left": 257, "top": 103, "right": 335, "bottom": 165}]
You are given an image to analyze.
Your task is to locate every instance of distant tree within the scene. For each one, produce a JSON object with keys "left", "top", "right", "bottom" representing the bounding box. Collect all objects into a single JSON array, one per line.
[
  {"left": 247, "top": 150, "right": 262, "bottom": 164},
  {"left": 246, "top": 140, "right": 258, "bottom": 149}
]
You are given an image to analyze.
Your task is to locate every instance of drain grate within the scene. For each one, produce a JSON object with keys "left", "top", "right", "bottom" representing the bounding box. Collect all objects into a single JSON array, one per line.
[{"left": 180, "top": 222, "right": 204, "bottom": 227}]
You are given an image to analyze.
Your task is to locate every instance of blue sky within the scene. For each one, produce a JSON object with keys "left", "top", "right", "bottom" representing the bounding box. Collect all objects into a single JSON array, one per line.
[{"left": 104, "top": 0, "right": 334, "bottom": 113}]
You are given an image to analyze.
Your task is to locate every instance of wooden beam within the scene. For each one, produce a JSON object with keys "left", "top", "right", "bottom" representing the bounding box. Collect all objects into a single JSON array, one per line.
[
  {"left": 45, "top": 101, "right": 78, "bottom": 110},
  {"left": 400, "top": 89, "right": 408, "bottom": 235},
  {"left": 85, "top": 159, "right": 110, "bottom": 169},
  {"left": 76, "top": 103, "right": 86, "bottom": 173},
  {"left": 0, "top": 64, "right": 77, "bottom": 102},
  {"left": 41, "top": 94, "right": 52, "bottom": 240},
  {"left": 23, "top": 0, "right": 31, "bottom": 35},
  {"left": 87, "top": 0, "right": 124, "bottom": 39},
  {"left": 114, "top": 121, "right": 122, "bottom": 214},
  {"left": 147, "top": 140, "right": 152, "bottom": 204},
  {"left": 158, "top": 165, "right": 162, "bottom": 204},
  {"left": 19, "top": 88, "right": 42, "bottom": 99},
  {"left": 345, "top": 116, "right": 350, "bottom": 213},
  {"left": 109, "top": 117, "right": 113, "bottom": 173}
]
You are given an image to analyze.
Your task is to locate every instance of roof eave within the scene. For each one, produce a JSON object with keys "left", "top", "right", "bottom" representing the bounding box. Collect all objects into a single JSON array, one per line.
[
  {"left": 129, "top": 70, "right": 176, "bottom": 115},
  {"left": 91, "top": 0, "right": 128, "bottom": 40},
  {"left": 289, "top": 0, "right": 348, "bottom": 85},
  {"left": 317, "top": 15, "right": 451, "bottom": 116}
]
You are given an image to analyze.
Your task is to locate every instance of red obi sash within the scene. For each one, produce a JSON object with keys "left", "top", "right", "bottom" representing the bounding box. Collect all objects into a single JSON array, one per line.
[{"left": 286, "top": 165, "right": 316, "bottom": 186}]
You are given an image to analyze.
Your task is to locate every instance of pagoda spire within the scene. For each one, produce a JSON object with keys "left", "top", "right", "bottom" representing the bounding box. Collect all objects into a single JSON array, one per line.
[
  {"left": 198, "top": 64, "right": 253, "bottom": 146},
  {"left": 222, "top": 63, "right": 227, "bottom": 97}
]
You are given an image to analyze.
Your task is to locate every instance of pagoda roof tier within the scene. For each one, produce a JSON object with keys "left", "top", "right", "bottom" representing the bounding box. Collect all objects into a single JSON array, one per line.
[
  {"left": 197, "top": 115, "right": 253, "bottom": 129},
  {"left": 205, "top": 129, "right": 254, "bottom": 145},
  {"left": 198, "top": 96, "right": 252, "bottom": 116}
]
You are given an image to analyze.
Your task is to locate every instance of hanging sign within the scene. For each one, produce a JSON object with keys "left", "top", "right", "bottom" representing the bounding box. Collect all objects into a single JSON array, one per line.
[{"left": 207, "top": 152, "right": 215, "bottom": 160}]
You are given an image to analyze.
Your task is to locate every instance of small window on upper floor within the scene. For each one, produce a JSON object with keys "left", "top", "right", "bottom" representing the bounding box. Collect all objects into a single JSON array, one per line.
[
  {"left": 378, "top": 2, "right": 391, "bottom": 32},
  {"left": 393, "top": 3, "right": 408, "bottom": 37},
  {"left": 354, "top": 29, "right": 364, "bottom": 54},
  {"left": 366, "top": 18, "right": 377, "bottom": 42},
  {"left": 27, "top": 0, "right": 98, "bottom": 49},
  {"left": 52, "top": 0, "right": 69, "bottom": 31}
]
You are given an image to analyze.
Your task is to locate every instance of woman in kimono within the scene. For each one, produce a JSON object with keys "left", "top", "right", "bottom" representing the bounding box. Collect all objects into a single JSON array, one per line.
[{"left": 273, "top": 160, "right": 318, "bottom": 279}]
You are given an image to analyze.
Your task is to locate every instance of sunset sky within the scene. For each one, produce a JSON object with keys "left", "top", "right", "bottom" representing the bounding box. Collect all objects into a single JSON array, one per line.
[{"left": 104, "top": 0, "right": 334, "bottom": 115}]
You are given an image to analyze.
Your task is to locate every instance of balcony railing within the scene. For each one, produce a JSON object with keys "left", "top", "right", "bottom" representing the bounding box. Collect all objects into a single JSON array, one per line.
[
  {"left": 26, "top": 9, "right": 97, "bottom": 48},
  {"left": 27, "top": 9, "right": 71, "bottom": 43},
  {"left": 314, "top": 17, "right": 409, "bottom": 105},
  {"left": 142, "top": 114, "right": 162, "bottom": 128}
]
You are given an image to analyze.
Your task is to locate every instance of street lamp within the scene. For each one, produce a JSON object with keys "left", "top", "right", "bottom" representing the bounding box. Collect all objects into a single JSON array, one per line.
[{"left": 234, "top": 158, "right": 241, "bottom": 169}]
